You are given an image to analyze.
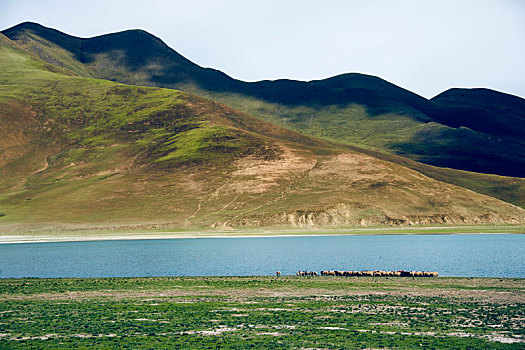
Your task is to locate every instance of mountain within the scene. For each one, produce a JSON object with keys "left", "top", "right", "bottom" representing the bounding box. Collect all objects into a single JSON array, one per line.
[
  {"left": 4, "top": 22, "right": 525, "bottom": 179},
  {"left": 1, "top": 32, "right": 524, "bottom": 233},
  {"left": 430, "top": 88, "right": 525, "bottom": 138}
]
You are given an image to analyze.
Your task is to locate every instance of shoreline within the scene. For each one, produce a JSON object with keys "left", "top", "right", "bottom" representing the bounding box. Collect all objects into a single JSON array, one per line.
[{"left": 1, "top": 226, "right": 523, "bottom": 244}]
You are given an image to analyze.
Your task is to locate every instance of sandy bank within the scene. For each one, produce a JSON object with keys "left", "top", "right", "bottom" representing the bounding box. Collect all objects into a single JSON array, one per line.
[{"left": 0, "top": 226, "right": 523, "bottom": 244}]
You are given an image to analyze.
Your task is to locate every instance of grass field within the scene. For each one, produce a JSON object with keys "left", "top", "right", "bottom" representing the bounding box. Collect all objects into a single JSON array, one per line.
[{"left": 0, "top": 276, "right": 523, "bottom": 348}]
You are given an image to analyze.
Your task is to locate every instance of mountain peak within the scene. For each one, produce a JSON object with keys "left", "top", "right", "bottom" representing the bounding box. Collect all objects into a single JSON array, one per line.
[
  {"left": 2, "top": 21, "right": 201, "bottom": 82},
  {"left": 432, "top": 87, "right": 525, "bottom": 106},
  {"left": 4, "top": 21, "right": 45, "bottom": 31},
  {"left": 3, "top": 21, "right": 157, "bottom": 42},
  {"left": 3, "top": 21, "right": 71, "bottom": 39}
]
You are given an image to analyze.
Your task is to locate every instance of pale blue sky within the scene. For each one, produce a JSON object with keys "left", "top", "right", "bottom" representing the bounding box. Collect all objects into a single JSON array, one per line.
[{"left": 1, "top": 0, "right": 524, "bottom": 98}]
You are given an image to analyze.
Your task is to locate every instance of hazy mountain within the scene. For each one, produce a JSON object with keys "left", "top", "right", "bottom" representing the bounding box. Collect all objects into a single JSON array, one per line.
[
  {"left": 4, "top": 22, "right": 525, "bottom": 178},
  {"left": 1, "top": 32, "right": 524, "bottom": 233}
]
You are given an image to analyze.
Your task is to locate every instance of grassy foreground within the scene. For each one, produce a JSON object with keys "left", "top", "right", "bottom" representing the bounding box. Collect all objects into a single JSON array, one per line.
[{"left": 0, "top": 277, "right": 523, "bottom": 349}]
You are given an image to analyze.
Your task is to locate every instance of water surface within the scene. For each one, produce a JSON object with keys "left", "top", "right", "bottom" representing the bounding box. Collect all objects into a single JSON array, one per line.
[{"left": 1, "top": 234, "right": 523, "bottom": 278}]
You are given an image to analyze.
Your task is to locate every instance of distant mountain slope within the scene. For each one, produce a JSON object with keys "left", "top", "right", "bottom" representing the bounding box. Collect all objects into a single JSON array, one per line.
[
  {"left": 2, "top": 22, "right": 431, "bottom": 110},
  {"left": 4, "top": 22, "right": 525, "bottom": 178},
  {"left": 1, "top": 32, "right": 524, "bottom": 233},
  {"left": 431, "top": 88, "right": 525, "bottom": 138},
  {"left": 2, "top": 22, "right": 238, "bottom": 90}
]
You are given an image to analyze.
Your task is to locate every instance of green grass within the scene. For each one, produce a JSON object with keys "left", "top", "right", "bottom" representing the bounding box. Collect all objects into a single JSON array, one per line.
[
  {"left": 187, "top": 90, "right": 424, "bottom": 151},
  {"left": 0, "top": 34, "right": 266, "bottom": 169},
  {"left": 0, "top": 276, "right": 523, "bottom": 349},
  {"left": 12, "top": 31, "right": 93, "bottom": 77},
  {"left": 155, "top": 124, "right": 245, "bottom": 164}
]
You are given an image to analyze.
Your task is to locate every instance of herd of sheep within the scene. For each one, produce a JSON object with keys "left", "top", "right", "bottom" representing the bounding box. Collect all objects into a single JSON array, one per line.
[{"left": 295, "top": 270, "right": 439, "bottom": 277}]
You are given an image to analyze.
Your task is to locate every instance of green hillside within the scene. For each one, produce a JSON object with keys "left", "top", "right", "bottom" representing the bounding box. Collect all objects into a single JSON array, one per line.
[
  {"left": 1, "top": 32, "right": 524, "bottom": 234},
  {"left": 4, "top": 22, "right": 524, "bottom": 178}
]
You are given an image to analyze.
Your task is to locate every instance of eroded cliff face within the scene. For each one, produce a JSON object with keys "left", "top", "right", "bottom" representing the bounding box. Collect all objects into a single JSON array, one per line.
[{"left": 215, "top": 203, "right": 525, "bottom": 229}]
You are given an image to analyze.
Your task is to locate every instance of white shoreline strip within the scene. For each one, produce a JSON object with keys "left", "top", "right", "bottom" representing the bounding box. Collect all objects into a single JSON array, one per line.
[{"left": 0, "top": 230, "right": 522, "bottom": 244}]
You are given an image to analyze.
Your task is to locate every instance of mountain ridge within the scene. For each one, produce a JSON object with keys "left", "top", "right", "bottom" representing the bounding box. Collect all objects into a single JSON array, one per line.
[{"left": 4, "top": 21, "right": 524, "bottom": 177}]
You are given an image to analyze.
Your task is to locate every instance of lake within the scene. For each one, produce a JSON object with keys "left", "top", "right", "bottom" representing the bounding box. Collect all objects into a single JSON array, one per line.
[{"left": 1, "top": 234, "right": 523, "bottom": 278}]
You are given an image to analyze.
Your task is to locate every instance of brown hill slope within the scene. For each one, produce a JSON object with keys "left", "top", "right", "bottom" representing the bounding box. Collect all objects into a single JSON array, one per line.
[{"left": 0, "top": 33, "right": 524, "bottom": 233}]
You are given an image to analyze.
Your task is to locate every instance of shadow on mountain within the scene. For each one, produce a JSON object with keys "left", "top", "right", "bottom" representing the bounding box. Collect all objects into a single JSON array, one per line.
[{"left": 391, "top": 124, "right": 525, "bottom": 177}]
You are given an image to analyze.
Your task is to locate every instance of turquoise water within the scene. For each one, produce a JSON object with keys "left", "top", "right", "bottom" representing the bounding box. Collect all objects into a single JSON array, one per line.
[{"left": 0, "top": 234, "right": 523, "bottom": 278}]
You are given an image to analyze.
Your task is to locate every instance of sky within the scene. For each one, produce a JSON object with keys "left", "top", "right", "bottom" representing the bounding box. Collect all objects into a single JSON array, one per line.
[{"left": 1, "top": 0, "right": 524, "bottom": 98}]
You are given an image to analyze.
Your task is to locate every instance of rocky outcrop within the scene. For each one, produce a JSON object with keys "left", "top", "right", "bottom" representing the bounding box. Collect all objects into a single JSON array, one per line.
[{"left": 216, "top": 202, "right": 525, "bottom": 228}]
